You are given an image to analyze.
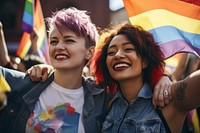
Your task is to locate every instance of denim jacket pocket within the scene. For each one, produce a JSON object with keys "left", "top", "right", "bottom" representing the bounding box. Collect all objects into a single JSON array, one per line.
[
  {"left": 135, "top": 119, "right": 162, "bottom": 133},
  {"left": 101, "top": 116, "right": 114, "bottom": 132}
]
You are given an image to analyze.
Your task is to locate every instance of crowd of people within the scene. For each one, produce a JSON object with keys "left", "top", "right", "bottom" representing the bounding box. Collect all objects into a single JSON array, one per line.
[{"left": 0, "top": 6, "right": 200, "bottom": 133}]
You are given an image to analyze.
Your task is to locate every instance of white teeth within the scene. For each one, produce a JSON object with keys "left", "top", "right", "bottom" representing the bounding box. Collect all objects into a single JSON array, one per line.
[
  {"left": 114, "top": 63, "right": 129, "bottom": 68},
  {"left": 56, "top": 55, "right": 67, "bottom": 59}
]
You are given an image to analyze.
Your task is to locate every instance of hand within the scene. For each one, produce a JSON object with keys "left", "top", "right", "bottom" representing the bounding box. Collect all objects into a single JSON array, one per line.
[
  {"left": 153, "top": 75, "right": 173, "bottom": 108},
  {"left": 30, "top": 29, "right": 39, "bottom": 54},
  {"left": 30, "top": 29, "right": 38, "bottom": 45},
  {"left": 0, "top": 22, "right": 2, "bottom": 30},
  {"left": 26, "top": 64, "right": 54, "bottom": 82}
]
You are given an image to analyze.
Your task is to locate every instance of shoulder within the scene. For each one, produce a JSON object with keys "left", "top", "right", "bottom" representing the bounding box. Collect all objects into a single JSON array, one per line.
[
  {"left": 0, "top": 66, "right": 37, "bottom": 94},
  {"left": 83, "top": 76, "right": 103, "bottom": 93},
  {"left": 0, "top": 66, "right": 25, "bottom": 77}
]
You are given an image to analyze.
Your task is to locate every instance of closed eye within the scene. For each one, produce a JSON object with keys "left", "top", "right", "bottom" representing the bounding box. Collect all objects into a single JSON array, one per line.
[
  {"left": 125, "top": 48, "right": 135, "bottom": 52},
  {"left": 65, "top": 39, "right": 76, "bottom": 43},
  {"left": 107, "top": 51, "right": 116, "bottom": 56},
  {"left": 50, "top": 40, "right": 58, "bottom": 46}
]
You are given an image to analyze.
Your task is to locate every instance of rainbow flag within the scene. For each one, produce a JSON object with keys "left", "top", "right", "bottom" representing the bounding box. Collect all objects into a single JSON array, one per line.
[
  {"left": 0, "top": 74, "right": 11, "bottom": 93},
  {"left": 123, "top": 0, "right": 200, "bottom": 59},
  {"left": 21, "top": 0, "right": 34, "bottom": 33},
  {"left": 17, "top": 0, "right": 50, "bottom": 64}
]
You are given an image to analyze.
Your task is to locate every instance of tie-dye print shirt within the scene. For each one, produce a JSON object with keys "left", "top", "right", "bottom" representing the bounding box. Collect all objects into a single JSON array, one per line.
[{"left": 26, "top": 82, "right": 85, "bottom": 133}]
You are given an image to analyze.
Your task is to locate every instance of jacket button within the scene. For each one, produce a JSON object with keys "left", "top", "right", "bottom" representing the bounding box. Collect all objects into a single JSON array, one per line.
[
  {"left": 10, "top": 109, "right": 14, "bottom": 113},
  {"left": 84, "top": 114, "right": 89, "bottom": 119}
]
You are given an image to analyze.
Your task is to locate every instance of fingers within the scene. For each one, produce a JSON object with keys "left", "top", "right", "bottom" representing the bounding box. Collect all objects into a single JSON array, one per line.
[
  {"left": 153, "top": 85, "right": 160, "bottom": 107},
  {"left": 153, "top": 75, "right": 173, "bottom": 108},
  {"left": 157, "top": 92, "right": 165, "bottom": 108},
  {"left": 26, "top": 65, "right": 52, "bottom": 82},
  {"left": 41, "top": 67, "right": 49, "bottom": 82},
  {"left": 153, "top": 83, "right": 171, "bottom": 108},
  {"left": 30, "top": 29, "right": 38, "bottom": 42},
  {"left": 26, "top": 64, "right": 53, "bottom": 82},
  {"left": 154, "top": 83, "right": 166, "bottom": 108},
  {"left": 163, "top": 89, "right": 170, "bottom": 105},
  {"left": 27, "top": 66, "right": 43, "bottom": 82}
]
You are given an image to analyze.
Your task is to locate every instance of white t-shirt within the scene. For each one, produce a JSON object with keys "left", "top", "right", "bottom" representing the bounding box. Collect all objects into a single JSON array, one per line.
[{"left": 26, "top": 81, "right": 85, "bottom": 133}]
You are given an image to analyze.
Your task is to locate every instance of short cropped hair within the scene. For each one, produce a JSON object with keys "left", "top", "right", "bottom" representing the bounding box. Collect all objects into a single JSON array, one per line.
[{"left": 46, "top": 7, "right": 98, "bottom": 47}]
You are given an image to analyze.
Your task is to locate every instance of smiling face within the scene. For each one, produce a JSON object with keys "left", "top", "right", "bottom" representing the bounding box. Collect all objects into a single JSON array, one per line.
[
  {"left": 49, "top": 26, "right": 93, "bottom": 71},
  {"left": 106, "top": 34, "right": 147, "bottom": 82}
]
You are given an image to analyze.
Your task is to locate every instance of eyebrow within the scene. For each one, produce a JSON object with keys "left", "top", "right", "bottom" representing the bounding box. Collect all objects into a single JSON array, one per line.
[
  {"left": 63, "top": 36, "right": 76, "bottom": 39},
  {"left": 50, "top": 35, "right": 75, "bottom": 40},
  {"left": 108, "top": 41, "right": 132, "bottom": 49}
]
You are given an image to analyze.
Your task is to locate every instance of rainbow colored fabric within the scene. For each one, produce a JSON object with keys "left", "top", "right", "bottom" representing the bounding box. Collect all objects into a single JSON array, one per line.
[
  {"left": 21, "top": 0, "right": 34, "bottom": 33},
  {"left": 123, "top": 0, "right": 200, "bottom": 59},
  {"left": 17, "top": 0, "right": 50, "bottom": 64}
]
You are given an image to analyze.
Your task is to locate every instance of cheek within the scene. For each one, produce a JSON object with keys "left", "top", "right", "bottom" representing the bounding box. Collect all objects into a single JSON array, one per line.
[
  {"left": 48, "top": 47, "right": 53, "bottom": 56},
  {"left": 48, "top": 47, "right": 55, "bottom": 60},
  {"left": 133, "top": 60, "right": 144, "bottom": 74},
  {"left": 106, "top": 57, "right": 115, "bottom": 75}
]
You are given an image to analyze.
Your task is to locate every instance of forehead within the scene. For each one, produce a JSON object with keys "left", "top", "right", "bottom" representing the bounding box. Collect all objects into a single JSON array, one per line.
[
  {"left": 109, "top": 34, "right": 133, "bottom": 47},
  {"left": 49, "top": 26, "right": 78, "bottom": 38}
]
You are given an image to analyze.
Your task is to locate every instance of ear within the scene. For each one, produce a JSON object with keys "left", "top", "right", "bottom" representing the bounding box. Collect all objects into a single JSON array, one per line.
[
  {"left": 86, "top": 46, "right": 95, "bottom": 60},
  {"left": 142, "top": 59, "right": 148, "bottom": 69}
]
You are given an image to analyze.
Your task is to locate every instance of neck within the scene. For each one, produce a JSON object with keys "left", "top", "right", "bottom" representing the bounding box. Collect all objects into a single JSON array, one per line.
[
  {"left": 54, "top": 69, "right": 83, "bottom": 89},
  {"left": 119, "top": 76, "right": 144, "bottom": 103}
]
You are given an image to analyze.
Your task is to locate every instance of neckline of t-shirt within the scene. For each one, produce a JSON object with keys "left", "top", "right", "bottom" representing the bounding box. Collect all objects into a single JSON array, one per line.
[{"left": 51, "top": 81, "right": 84, "bottom": 94}]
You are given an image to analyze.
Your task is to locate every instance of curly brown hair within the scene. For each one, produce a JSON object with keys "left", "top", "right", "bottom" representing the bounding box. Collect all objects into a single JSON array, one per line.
[{"left": 90, "top": 23, "right": 165, "bottom": 93}]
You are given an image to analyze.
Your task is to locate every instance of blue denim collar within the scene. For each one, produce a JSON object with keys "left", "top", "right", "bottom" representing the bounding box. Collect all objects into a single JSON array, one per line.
[
  {"left": 137, "top": 83, "right": 152, "bottom": 99},
  {"left": 112, "top": 83, "right": 152, "bottom": 102}
]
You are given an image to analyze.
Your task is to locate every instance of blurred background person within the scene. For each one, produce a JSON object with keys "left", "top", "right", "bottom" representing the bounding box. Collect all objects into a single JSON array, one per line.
[{"left": 0, "top": 22, "right": 45, "bottom": 72}]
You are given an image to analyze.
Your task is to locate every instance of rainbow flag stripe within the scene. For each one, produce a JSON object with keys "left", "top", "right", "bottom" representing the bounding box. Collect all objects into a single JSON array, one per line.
[
  {"left": 22, "top": 0, "right": 34, "bottom": 33},
  {"left": 123, "top": 0, "right": 200, "bottom": 59},
  {"left": 17, "top": 0, "right": 50, "bottom": 64}
]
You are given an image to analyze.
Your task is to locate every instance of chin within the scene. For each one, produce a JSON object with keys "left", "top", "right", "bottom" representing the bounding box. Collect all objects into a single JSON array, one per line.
[
  {"left": 113, "top": 74, "right": 135, "bottom": 81},
  {"left": 112, "top": 76, "right": 125, "bottom": 81},
  {"left": 53, "top": 66, "right": 67, "bottom": 70}
]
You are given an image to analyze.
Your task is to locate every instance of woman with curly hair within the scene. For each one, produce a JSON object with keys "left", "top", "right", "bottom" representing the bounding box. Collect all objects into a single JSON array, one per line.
[{"left": 90, "top": 23, "right": 200, "bottom": 133}]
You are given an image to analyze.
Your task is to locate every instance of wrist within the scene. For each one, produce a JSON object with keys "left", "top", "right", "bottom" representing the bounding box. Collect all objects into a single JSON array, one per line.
[{"left": 163, "top": 74, "right": 173, "bottom": 81}]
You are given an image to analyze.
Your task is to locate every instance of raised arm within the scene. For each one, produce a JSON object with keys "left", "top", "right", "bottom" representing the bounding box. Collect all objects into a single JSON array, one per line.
[
  {"left": 29, "top": 29, "right": 47, "bottom": 63},
  {"left": 172, "top": 53, "right": 189, "bottom": 81},
  {"left": 30, "top": 29, "right": 39, "bottom": 54},
  {"left": 0, "top": 22, "right": 10, "bottom": 66}
]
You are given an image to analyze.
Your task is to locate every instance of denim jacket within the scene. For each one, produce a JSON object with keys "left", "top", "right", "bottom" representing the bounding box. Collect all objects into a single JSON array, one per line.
[
  {"left": 102, "top": 83, "right": 167, "bottom": 133},
  {"left": 0, "top": 67, "right": 110, "bottom": 133}
]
